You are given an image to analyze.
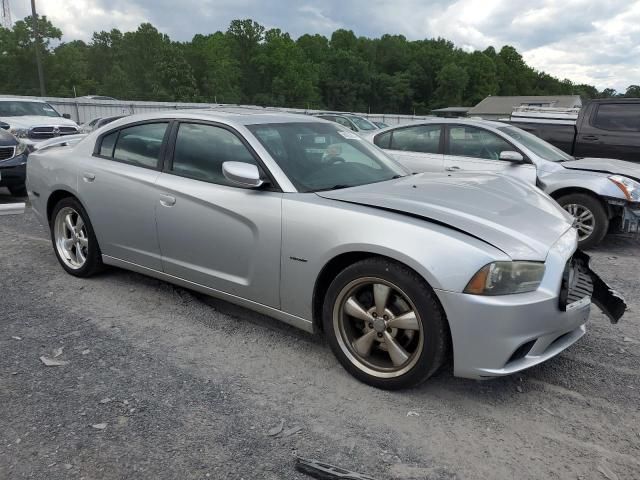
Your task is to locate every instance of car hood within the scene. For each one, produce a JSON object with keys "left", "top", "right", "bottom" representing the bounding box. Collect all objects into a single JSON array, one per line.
[
  {"left": 317, "top": 173, "right": 573, "bottom": 261},
  {"left": 0, "top": 115, "right": 79, "bottom": 129},
  {"left": 562, "top": 158, "right": 640, "bottom": 181}
]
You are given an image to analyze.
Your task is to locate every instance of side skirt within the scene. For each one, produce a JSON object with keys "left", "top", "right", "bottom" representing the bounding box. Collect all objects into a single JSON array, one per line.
[{"left": 102, "top": 255, "right": 315, "bottom": 334}]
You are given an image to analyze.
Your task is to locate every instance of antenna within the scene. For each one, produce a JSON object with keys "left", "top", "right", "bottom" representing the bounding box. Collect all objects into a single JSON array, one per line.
[{"left": 1, "top": 0, "right": 12, "bottom": 29}]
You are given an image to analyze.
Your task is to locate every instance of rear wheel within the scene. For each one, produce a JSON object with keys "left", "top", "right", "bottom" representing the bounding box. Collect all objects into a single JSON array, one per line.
[
  {"left": 557, "top": 193, "right": 608, "bottom": 249},
  {"left": 50, "top": 197, "right": 103, "bottom": 277},
  {"left": 323, "top": 258, "right": 448, "bottom": 389}
]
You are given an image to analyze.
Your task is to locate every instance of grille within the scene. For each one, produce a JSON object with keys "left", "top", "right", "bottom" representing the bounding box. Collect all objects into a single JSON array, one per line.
[
  {"left": 29, "top": 126, "right": 79, "bottom": 139},
  {"left": 0, "top": 146, "right": 16, "bottom": 160},
  {"left": 559, "top": 258, "right": 593, "bottom": 311}
]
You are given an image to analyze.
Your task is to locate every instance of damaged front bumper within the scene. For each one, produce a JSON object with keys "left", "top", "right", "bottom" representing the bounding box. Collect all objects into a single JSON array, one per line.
[
  {"left": 562, "top": 250, "right": 626, "bottom": 324},
  {"left": 621, "top": 203, "right": 640, "bottom": 234}
]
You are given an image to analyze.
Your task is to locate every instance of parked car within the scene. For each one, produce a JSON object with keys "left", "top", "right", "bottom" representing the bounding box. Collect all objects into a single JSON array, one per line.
[
  {"left": 373, "top": 121, "right": 389, "bottom": 128},
  {"left": 363, "top": 119, "right": 640, "bottom": 248},
  {"left": 0, "top": 128, "right": 28, "bottom": 196},
  {"left": 26, "top": 111, "right": 625, "bottom": 389},
  {"left": 315, "top": 113, "right": 379, "bottom": 133},
  {"left": 82, "top": 115, "right": 125, "bottom": 133},
  {"left": 509, "top": 98, "right": 640, "bottom": 163},
  {"left": 0, "top": 98, "right": 81, "bottom": 146}
]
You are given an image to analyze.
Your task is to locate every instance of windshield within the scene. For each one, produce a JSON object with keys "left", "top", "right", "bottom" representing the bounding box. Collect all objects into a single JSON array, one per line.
[
  {"left": 0, "top": 101, "right": 61, "bottom": 118},
  {"left": 247, "top": 122, "right": 408, "bottom": 192},
  {"left": 497, "top": 125, "right": 573, "bottom": 162},
  {"left": 349, "top": 116, "right": 377, "bottom": 131}
]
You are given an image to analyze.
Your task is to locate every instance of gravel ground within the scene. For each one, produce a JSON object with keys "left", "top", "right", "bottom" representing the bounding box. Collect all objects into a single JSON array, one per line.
[{"left": 1, "top": 190, "right": 639, "bottom": 480}]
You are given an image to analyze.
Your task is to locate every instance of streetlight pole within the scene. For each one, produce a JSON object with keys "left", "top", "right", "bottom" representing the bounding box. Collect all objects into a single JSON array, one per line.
[{"left": 30, "top": 0, "right": 46, "bottom": 96}]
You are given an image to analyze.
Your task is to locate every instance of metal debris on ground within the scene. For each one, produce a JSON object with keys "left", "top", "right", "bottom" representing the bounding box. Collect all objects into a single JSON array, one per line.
[
  {"left": 406, "top": 411, "right": 420, "bottom": 417},
  {"left": 282, "top": 426, "right": 303, "bottom": 437},
  {"left": 295, "top": 457, "right": 378, "bottom": 480},
  {"left": 53, "top": 347, "right": 64, "bottom": 358},
  {"left": 39, "top": 356, "right": 69, "bottom": 367},
  {"left": 11, "top": 336, "right": 22, "bottom": 340},
  {"left": 91, "top": 423, "right": 107, "bottom": 430}
]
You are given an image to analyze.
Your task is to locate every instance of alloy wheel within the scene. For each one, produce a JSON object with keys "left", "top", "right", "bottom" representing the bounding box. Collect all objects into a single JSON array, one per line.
[
  {"left": 563, "top": 203, "right": 595, "bottom": 241},
  {"left": 54, "top": 206, "right": 89, "bottom": 270},
  {"left": 333, "top": 277, "right": 424, "bottom": 379}
]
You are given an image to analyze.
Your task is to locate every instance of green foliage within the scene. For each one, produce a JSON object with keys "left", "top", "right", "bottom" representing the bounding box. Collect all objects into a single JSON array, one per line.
[{"left": 0, "top": 16, "right": 630, "bottom": 112}]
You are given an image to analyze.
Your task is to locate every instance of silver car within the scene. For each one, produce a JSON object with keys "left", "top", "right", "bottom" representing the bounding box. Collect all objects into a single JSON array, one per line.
[
  {"left": 26, "top": 111, "right": 625, "bottom": 389},
  {"left": 362, "top": 119, "right": 640, "bottom": 248}
]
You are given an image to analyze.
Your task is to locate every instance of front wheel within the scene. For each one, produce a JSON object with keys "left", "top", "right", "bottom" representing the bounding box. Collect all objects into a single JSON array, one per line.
[
  {"left": 557, "top": 193, "right": 608, "bottom": 249},
  {"left": 323, "top": 258, "right": 448, "bottom": 390},
  {"left": 50, "top": 197, "right": 104, "bottom": 277}
]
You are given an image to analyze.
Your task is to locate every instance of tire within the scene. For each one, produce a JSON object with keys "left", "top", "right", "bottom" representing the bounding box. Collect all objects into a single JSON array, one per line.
[
  {"left": 557, "top": 193, "right": 608, "bottom": 249},
  {"left": 50, "top": 197, "right": 104, "bottom": 277},
  {"left": 8, "top": 185, "right": 27, "bottom": 197},
  {"left": 322, "top": 257, "right": 448, "bottom": 390}
]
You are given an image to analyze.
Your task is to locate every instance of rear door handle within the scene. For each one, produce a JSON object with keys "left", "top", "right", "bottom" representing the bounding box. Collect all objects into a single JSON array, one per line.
[
  {"left": 445, "top": 166, "right": 461, "bottom": 171},
  {"left": 82, "top": 172, "right": 96, "bottom": 182},
  {"left": 582, "top": 135, "right": 599, "bottom": 141},
  {"left": 159, "top": 194, "right": 176, "bottom": 207}
]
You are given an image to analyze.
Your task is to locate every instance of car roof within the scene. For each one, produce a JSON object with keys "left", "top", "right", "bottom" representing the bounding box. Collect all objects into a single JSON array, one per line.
[{"left": 105, "top": 109, "right": 328, "bottom": 129}]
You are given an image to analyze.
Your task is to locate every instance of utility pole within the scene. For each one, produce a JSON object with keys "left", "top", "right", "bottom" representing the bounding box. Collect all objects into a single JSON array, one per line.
[
  {"left": 1, "top": 0, "right": 12, "bottom": 29},
  {"left": 31, "top": 0, "right": 46, "bottom": 96}
]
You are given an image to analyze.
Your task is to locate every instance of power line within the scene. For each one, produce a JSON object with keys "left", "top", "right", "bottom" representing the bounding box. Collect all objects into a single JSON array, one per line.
[{"left": 1, "top": 0, "right": 12, "bottom": 29}]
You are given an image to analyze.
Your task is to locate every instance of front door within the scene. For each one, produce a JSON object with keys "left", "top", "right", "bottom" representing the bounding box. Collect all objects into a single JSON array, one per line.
[
  {"left": 444, "top": 125, "right": 537, "bottom": 184},
  {"left": 154, "top": 121, "right": 282, "bottom": 308}
]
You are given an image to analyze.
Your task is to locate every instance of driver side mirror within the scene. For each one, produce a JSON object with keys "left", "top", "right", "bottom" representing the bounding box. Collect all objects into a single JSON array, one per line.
[
  {"left": 62, "top": 113, "right": 72, "bottom": 119},
  {"left": 222, "top": 162, "right": 264, "bottom": 189},
  {"left": 499, "top": 151, "right": 526, "bottom": 163}
]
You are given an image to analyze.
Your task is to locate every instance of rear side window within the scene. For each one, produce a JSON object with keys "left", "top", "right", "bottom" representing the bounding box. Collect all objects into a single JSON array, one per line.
[
  {"left": 593, "top": 104, "right": 640, "bottom": 132},
  {"left": 391, "top": 125, "right": 442, "bottom": 154},
  {"left": 112, "top": 123, "right": 168, "bottom": 168},
  {"left": 99, "top": 131, "right": 118, "bottom": 157},
  {"left": 170, "top": 123, "right": 258, "bottom": 186}
]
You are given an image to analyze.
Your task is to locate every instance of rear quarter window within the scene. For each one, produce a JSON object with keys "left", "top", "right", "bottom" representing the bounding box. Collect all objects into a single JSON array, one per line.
[{"left": 593, "top": 104, "right": 640, "bottom": 132}]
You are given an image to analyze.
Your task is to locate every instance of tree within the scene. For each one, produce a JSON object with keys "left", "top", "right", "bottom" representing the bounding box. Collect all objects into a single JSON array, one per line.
[
  {"left": 433, "top": 63, "right": 469, "bottom": 107},
  {"left": 625, "top": 85, "right": 640, "bottom": 98}
]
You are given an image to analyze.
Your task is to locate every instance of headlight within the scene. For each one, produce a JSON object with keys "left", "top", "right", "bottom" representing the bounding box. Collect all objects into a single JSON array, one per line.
[
  {"left": 9, "top": 128, "right": 29, "bottom": 139},
  {"left": 609, "top": 175, "right": 640, "bottom": 202},
  {"left": 14, "top": 141, "right": 28, "bottom": 157},
  {"left": 464, "top": 262, "right": 546, "bottom": 295}
]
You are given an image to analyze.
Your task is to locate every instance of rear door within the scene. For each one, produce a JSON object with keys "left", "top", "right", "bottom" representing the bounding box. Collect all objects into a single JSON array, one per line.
[
  {"left": 444, "top": 125, "right": 537, "bottom": 184},
  {"left": 574, "top": 103, "right": 640, "bottom": 162},
  {"left": 373, "top": 124, "right": 444, "bottom": 173},
  {"left": 154, "top": 121, "right": 282, "bottom": 307},
  {"left": 78, "top": 121, "right": 170, "bottom": 270}
]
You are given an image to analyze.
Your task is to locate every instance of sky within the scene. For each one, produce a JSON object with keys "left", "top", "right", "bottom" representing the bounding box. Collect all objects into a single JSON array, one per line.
[{"left": 9, "top": 0, "right": 640, "bottom": 92}]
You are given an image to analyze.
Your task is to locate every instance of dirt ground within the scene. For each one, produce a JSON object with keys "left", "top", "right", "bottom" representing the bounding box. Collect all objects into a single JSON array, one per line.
[{"left": 1, "top": 190, "right": 638, "bottom": 480}]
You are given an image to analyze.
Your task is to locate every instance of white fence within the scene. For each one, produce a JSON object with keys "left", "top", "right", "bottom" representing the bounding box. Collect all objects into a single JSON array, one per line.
[{"left": 0, "top": 94, "right": 434, "bottom": 126}]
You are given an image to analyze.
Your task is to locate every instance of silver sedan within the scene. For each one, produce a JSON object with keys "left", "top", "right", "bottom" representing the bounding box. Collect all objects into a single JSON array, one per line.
[
  {"left": 26, "top": 111, "right": 625, "bottom": 389},
  {"left": 361, "top": 119, "right": 640, "bottom": 248}
]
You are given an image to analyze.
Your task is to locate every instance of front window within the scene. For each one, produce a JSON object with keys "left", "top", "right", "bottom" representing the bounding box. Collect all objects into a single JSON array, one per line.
[
  {"left": 247, "top": 122, "right": 408, "bottom": 192},
  {"left": 0, "top": 101, "right": 61, "bottom": 118},
  {"left": 349, "top": 116, "right": 377, "bottom": 131},
  {"left": 497, "top": 125, "right": 573, "bottom": 162},
  {"left": 448, "top": 125, "right": 514, "bottom": 160}
]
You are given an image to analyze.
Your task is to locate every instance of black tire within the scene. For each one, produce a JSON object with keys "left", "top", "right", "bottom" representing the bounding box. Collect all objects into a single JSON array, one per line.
[
  {"left": 8, "top": 185, "right": 27, "bottom": 197},
  {"left": 557, "top": 193, "right": 608, "bottom": 249},
  {"left": 50, "top": 197, "right": 104, "bottom": 277},
  {"left": 322, "top": 257, "right": 448, "bottom": 390}
]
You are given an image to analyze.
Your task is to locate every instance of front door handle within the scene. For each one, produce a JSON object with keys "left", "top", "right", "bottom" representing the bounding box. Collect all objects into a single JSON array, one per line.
[
  {"left": 82, "top": 172, "right": 96, "bottom": 182},
  {"left": 582, "top": 135, "right": 599, "bottom": 141},
  {"left": 159, "top": 194, "right": 176, "bottom": 207},
  {"left": 445, "top": 166, "right": 461, "bottom": 172}
]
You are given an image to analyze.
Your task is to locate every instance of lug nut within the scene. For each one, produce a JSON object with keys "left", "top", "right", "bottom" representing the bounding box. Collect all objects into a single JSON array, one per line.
[
  {"left": 372, "top": 312, "right": 377, "bottom": 318},
  {"left": 383, "top": 315, "right": 388, "bottom": 320},
  {"left": 368, "top": 323, "right": 373, "bottom": 329},
  {"left": 377, "top": 333, "right": 383, "bottom": 338},
  {"left": 387, "top": 327, "right": 392, "bottom": 333}
]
